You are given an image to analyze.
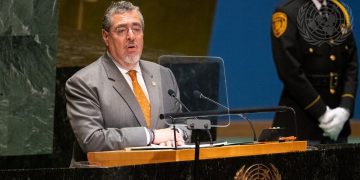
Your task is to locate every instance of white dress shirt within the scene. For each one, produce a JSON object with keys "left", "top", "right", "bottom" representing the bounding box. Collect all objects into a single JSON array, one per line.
[{"left": 312, "top": 0, "right": 327, "bottom": 10}]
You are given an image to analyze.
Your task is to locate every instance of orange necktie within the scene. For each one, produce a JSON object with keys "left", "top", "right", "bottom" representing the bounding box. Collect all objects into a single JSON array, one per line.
[{"left": 128, "top": 70, "right": 151, "bottom": 127}]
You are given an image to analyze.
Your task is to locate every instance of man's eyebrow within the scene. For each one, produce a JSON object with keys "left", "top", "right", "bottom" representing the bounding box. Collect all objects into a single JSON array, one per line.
[
  {"left": 114, "top": 24, "right": 127, "bottom": 28},
  {"left": 113, "top": 22, "right": 142, "bottom": 29},
  {"left": 132, "top": 22, "right": 141, "bottom": 26}
]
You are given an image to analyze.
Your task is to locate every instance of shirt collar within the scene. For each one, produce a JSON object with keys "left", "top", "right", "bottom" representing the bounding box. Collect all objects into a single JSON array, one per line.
[
  {"left": 107, "top": 51, "right": 142, "bottom": 75},
  {"left": 312, "top": 0, "right": 327, "bottom": 10}
]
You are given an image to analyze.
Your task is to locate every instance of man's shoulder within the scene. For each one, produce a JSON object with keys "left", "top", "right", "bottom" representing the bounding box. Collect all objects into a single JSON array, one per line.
[
  {"left": 139, "top": 59, "right": 159, "bottom": 66},
  {"left": 140, "top": 60, "right": 169, "bottom": 71},
  {"left": 67, "top": 55, "right": 106, "bottom": 81},
  {"left": 274, "top": 0, "right": 307, "bottom": 14}
]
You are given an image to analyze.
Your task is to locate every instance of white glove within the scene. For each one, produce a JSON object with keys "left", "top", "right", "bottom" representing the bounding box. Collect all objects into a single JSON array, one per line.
[
  {"left": 318, "top": 106, "right": 334, "bottom": 124},
  {"left": 319, "top": 107, "right": 350, "bottom": 141}
]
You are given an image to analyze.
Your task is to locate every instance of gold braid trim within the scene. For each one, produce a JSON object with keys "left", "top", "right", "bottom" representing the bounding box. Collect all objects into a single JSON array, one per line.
[
  {"left": 342, "top": 93, "right": 354, "bottom": 99},
  {"left": 304, "top": 96, "right": 320, "bottom": 110},
  {"left": 331, "top": 0, "right": 351, "bottom": 29}
]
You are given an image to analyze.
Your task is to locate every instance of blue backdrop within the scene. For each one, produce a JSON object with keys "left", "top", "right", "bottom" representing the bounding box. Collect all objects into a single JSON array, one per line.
[{"left": 208, "top": 0, "right": 360, "bottom": 119}]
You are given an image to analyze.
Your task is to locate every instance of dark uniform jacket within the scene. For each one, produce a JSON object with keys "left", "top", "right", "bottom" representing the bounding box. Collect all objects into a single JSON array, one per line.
[{"left": 271, "top": 0, "right": 358, "bottom": 141}]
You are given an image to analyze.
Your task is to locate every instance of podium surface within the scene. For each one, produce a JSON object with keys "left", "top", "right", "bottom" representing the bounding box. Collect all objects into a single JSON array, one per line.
[
  {"left": 87, "top": 141, "right": 307, "bottom": 167},
  {"left": 3, "top": 142, "right": 360, "bottom": 179}
]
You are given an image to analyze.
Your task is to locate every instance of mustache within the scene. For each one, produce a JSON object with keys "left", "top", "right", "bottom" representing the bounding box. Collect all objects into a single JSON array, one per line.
[{"left": 126, "top": 43, "right": 136, "bottom": 47}]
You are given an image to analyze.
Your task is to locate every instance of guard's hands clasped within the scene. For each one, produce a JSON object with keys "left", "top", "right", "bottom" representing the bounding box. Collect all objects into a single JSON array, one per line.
[
  {"left": 152, "top": 128, "right": 185, "bottom": 147},
  {"left": 318, "top": 106, "right": 335, "bottom": 125},
  {"left": 318, "top": 107, "right": 350, "bottom": 141}
]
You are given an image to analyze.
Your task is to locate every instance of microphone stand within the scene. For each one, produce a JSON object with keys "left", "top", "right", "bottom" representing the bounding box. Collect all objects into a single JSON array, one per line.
[
  {"left": 186, "top": 118, "right": 211, "bottom": 180},
  {"left": 194, "top": 91, "right": 257, "bottom": 141},
  {"left": 161, "top": 106, "right": 295, "bottom": 180},
  {"left": 167, "top": 89, "right": 212, "bottom": 179},
  {"left": 194, "top": 129, "right": 200, "bottom": 180},
  {"left": 160, "top": 106, "right": 293, "bottom": 119},
  {"left": 170, "top": 117, "right": 177, "bottom": 150},
  {"left": 160, "top": 106, "right": 298, "bottom": 139}
]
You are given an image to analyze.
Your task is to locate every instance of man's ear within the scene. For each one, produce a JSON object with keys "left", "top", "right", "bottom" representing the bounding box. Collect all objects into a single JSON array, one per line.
[{"left": 102, "top": 29, "right": 109, "bottom": 46}]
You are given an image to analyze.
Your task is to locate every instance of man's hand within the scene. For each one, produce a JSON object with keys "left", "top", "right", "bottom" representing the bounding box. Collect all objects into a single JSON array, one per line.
[
  {"left": 318, "top": 106, "right": 334, "bottom": 125},
  {"left": 319, "top": 107, "right": 350, "bottom": 141},
  {"left": 152, "top": 128, "right": 185, "bottom": 147}
]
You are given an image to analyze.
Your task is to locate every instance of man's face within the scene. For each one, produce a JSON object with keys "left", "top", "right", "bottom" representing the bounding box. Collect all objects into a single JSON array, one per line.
[{"left": 102, "top": 10, "right": 144, "bottom": 69}]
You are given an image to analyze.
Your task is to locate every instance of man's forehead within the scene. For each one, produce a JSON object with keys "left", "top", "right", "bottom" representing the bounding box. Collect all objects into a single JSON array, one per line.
[{"left": 111, "top": 11, "right": 141, "bottom": 25}]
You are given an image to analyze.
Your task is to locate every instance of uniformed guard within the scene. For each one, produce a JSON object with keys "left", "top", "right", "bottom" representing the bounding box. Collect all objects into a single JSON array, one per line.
[{"left": 271, "top": 0, "right": 358, "bottom": 144}]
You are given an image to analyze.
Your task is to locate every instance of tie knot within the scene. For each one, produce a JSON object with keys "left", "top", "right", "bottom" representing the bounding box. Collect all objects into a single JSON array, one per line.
[{"left": 128, "top": 70, "right": 137, "bottom": 79}]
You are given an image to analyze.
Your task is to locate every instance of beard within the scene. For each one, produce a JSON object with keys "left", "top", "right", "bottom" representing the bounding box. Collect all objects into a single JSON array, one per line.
[{"left": 123, "top": 53, "right": 140, "bottom": 65}]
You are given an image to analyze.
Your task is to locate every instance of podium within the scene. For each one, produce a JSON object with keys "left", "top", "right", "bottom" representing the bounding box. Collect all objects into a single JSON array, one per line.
[
  {"left": 2, "top": 142, "right": 360, "bottom": 179},
  {"left": 87, "top": 141, "right": 307, "bottom": 167}
]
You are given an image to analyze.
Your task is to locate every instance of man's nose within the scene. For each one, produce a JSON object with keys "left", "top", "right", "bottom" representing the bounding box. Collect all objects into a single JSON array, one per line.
[{"left": 127, "top": 29, "right": 135, "bottom": 40}]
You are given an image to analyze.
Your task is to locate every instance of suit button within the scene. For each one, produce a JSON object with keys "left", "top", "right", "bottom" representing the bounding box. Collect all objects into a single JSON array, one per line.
[
  {"left": 309, "top": 48, "right": 314, "bottom": 53},
  {"left": 345, "top": 45, "right": 349, "bottom": 50},
  {"left": 330, "top": 55, "right": 336, "bottom": 61}
]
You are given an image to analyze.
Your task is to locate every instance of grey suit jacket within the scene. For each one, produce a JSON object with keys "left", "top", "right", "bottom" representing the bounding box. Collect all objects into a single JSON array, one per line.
[{"left": 65, "top": 53, "right": 188, "bottom": 163}]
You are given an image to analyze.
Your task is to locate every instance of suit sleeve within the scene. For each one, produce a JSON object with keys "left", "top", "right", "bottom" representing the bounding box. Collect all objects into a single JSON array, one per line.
[
  {"left": 340, "top": 33, "right": 359, "bottom": 114},
  {"left": 65, "top": 76, "right": 148, "bottom": 153},
  {"left": 271, "top": 10, "right": 327, "bottom": 119}
]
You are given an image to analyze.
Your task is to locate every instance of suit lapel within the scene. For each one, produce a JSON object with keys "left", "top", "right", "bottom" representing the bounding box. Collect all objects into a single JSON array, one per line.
[
  {"left": 140, "top": 61, "right": 161, "bottom": 129},
  {"left": 101, "top": 54, "right": 147, "bottom": 127}
]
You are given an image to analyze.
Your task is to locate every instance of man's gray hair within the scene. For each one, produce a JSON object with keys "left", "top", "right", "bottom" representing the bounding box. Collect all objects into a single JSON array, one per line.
[{"left": 102, "top": 1, "right": 144, "bottom": 31}]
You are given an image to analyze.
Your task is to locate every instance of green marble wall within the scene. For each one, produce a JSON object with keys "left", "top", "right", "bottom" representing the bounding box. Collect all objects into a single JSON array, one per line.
[{"left": 0, "top": 1, "right": 58, "bottom": 155}]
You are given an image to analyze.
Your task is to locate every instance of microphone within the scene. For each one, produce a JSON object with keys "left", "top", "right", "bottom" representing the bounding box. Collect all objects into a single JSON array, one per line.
[
  {"left": 168, "top": 89, "right": 192, "bottom": 112},
  {"left": 168, "top": 89, "right": 213, "bottom": 145},
  {"left": 168, "top": 89, "right": 192, "bottom": 149},
  {"left": 168, "top": 90, "right": 211, "bottom": 179},
  {"left": 193, "top": 90, "right": 228, "bottom": 110},
  {"left": 193, "top": 90, "right": 257, "bottom": 142}
]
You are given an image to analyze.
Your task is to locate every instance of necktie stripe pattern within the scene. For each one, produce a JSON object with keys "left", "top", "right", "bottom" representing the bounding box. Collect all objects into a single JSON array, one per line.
[{"left": 128, "top": 70, "right": 151, "bottom": 127}]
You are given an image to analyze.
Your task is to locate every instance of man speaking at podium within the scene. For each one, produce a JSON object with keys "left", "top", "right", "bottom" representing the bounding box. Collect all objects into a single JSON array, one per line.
[{"left": 65, "top": 1, "right": 190, "bottom": 165}]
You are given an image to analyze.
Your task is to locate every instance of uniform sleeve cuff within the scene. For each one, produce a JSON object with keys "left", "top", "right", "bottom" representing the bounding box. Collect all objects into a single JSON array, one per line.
[{"left": 305, "top": 98, "right": 327, "bottom": 119}]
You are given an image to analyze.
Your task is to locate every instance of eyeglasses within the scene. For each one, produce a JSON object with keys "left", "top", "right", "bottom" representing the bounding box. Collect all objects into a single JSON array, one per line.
[{"left": 113, "top": 25, "right": 143, "bottom": 36}]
